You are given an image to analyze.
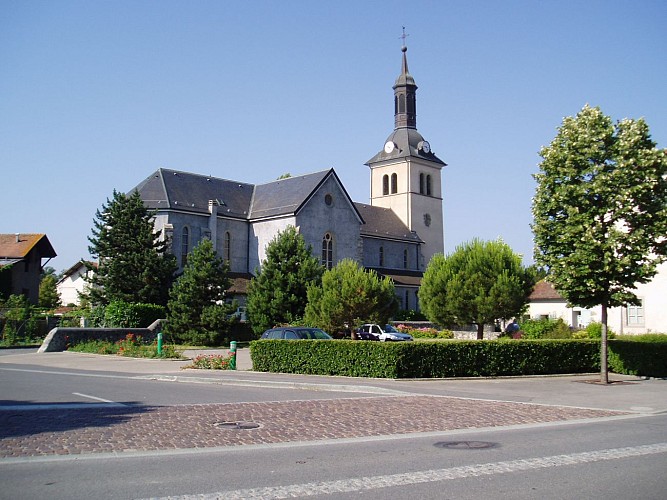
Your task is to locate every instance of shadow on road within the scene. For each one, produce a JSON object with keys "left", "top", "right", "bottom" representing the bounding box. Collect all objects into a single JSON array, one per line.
[{"left": 0, "top": 401, "right": 156, "bottom": 439}]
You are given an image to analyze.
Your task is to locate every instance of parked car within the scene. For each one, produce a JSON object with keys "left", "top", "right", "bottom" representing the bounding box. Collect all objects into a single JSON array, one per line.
[
  {"left": 356, "top": 324, "right": 413, "bottom": 341},
  {"left": 260, "top": 327, "right": 333, "bottom": 340}
]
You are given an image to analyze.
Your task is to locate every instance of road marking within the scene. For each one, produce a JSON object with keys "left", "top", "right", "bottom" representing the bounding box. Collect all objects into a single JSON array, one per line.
[
  {"left": 140, "top": 442, "right": 667, "bottom": 499},
  {"left": 73, "top": 392, "right": 125, "bottom": 405}
]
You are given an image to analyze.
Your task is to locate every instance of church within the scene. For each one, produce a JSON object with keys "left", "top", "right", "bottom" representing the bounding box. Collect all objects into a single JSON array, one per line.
[{"left": 133, "top": 44, "right": 446, "bottom": 312}]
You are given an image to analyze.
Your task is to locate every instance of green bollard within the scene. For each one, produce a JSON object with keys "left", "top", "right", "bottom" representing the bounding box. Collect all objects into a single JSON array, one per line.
[
  {"left": 229, "top": 340, "right": 237, "bottom": 370},
  {"left": 157, "top": 332, "right": 163, "bottom": 356}
]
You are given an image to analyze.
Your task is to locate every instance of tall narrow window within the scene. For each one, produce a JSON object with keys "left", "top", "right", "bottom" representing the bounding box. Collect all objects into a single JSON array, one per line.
[
  {"left": 180, "top": 226, "right": 189, "bottom": 267},
  {"left": 379, "top": 246, "right": 384, "bottom": 267},
  {"left": 403, "top": 249, "right": 408, "bottom": 269},
  {"left": 419, "top": 173, "right": 425, "bottom": 194},
  {"left": 626, "top": 300, "right": 644, "bottom": 325},
  {"left": 426, "top": 175, "right": 432, "bottom": 196},
  {"left": 382, "top": 175, "right": 389, "bottom": 195},
  {"left": 391, "top": 173, "right": 397, "bottom": 194},
  {"left": 224, "top": 231, "right": 231, "bottom": 263},
  {"left": 405, "top": 290, "right": 409, "bottom": 309},
  {"left": 398, "top": 93, "right": 406, "bottom": 113},
  {"left": 321, "top": 233, "right": 333, "bottom": 270}
]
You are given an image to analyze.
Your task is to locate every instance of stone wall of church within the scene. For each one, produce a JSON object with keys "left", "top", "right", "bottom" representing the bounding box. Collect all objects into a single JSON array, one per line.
[
  {"left": 361, "top": 237, "right": 420, "bottom": 271},
  {"left": 248, "top": 216, "right": 297, "bottom": 273}
]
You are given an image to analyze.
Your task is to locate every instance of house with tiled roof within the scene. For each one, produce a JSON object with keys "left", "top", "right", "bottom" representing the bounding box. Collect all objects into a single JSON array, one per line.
[
  {"left": 132, "top": 44, "right": 445, "bottom": 311},
  {"left": 527, "top": 274, "right": 667, "bottom": 334},
  {"left": 0, "top": 233, "right": 57, "bottom": 304},
  {"left": 56, "top": 260, "right": 96, "bottom": 306}
]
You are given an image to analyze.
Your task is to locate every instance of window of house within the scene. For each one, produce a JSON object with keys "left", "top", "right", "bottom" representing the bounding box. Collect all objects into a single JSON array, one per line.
[
  {"left": 391, "top": 173, "right": 397, "bottom": 194},
  {"left": 626, "top": 300, "right": 645, "bottom": 325},
  {"left": 224, "top": 231, "right": 231, "bottom": 263},
  {"left": 403, "top": 249, "right": 408, "bottom": 269},
  {"left": 382, "top": 175, "right": 389, "bottom": 196},
  {"left": 379, "top": 246, "right": 384, "bottom": 267},
  {"left": 426, "top": 175, "right": 432, "bottom": 196},
  {"left": 404, "top": 290, "right": 409, "bottom": 310},
  {"left": 181, "top": 226, "right": 189, "bottom": 267},
  {"left": 321, "top": 233, "right": 333, "bottom": 270}
]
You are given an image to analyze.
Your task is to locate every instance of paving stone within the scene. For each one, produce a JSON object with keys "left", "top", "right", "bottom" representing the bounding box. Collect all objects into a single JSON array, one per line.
[{"left": 0, "top": 395, "right": 627, "bottom": 459}]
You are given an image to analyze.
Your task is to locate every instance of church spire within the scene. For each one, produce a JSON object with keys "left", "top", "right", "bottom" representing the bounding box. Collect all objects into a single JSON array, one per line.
[{"left": 393, "top": 38, "right": 417, "bottom": 129}]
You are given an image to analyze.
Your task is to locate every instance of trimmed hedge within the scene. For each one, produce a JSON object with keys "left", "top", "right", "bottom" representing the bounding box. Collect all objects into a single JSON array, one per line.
[
  {"left": 250, "top": 339, "right": 603, "bottom": 378},
  {"left": 608, "top": 338, "right": 667, "bottom": 377}
]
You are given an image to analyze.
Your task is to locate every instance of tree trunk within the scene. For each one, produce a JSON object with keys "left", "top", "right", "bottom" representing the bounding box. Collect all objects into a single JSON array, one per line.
[
  {"left": 476, "top": 323, "right": 484, "bottom": 340},
  {"left": 600, "top": 304, "right": 609, "bottom": 384}
]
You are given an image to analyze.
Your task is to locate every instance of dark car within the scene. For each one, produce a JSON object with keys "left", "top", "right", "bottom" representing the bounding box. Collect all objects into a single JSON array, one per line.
[
  {"left": 356, "top": 324, "right": 413, "bottom": 341},
  {"left": 260, "top": 327, "right": 333, "bottom": 340}
]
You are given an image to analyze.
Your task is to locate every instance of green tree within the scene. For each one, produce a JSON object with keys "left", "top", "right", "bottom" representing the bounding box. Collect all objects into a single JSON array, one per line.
[
  {"left": 246, "top": 226, "right": 324, "bottom": 333},
  {"left": 304, "top": 259, "right": 398, "bottom": 338},
  {"left": 38, "top": 274, "right": 61, "bottom": 309},
  {"left": 85, "top": 190, "right": 177, "bottom": 306},
  {"left": 533, "top": 105, "right": 667, "bottom": 383},
  {"left": 419, "top": 239, "right": 535, "bottom": 340},
  {"left": 163, "top": 238, "right": 235, "bottom": 345}
]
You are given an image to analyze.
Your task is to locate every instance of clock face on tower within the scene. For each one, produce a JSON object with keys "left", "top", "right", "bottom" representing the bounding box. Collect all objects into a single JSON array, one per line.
[
  {"left": 384, "top": 141, "right": 395, "bottom": 154},
  {"left": 419, "top": 141, "right": 431, "bottom": 154}
]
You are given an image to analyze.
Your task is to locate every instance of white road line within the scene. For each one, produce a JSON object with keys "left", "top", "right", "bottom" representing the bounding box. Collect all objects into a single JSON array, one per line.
[
  {"left": 73, "top": 392, "right": 125, "bottom": 405},
  {"left": 140, "top": 442, "right": 667, "bottom": 500}
]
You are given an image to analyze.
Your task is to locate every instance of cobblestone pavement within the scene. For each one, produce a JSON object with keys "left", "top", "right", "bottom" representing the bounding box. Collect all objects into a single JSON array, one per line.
[{"left": 0, "top": 395, "right": 628, "bottom": 459}]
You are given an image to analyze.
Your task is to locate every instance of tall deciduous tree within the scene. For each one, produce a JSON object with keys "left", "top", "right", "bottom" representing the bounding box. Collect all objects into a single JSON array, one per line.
[
  {"left": 39, "top": 274, "right": 60, "bottom": 309},
  {"left": 246, "top": 226, "right": 324, "bottom": 333},
  {"left": 419, "top": 239, "right": 535, "bottom": 339},
  {"left": 85, "top": 190, "right": 177, "bottom": 306},
  {"left": 164, "top": 238, "right": 235, "bottom": 345},
  {"left": 533, "top": 105, "right": 667, "bottom": 383},
  {"left": 304, "top": 259, "right": 398, "bottom": 338}
]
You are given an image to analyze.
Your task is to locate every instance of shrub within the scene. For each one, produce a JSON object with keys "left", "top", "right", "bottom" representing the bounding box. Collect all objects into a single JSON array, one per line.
[
  {"left": 580, "top": 322, "right": 615, "bottom": 339},
  {"left": 67, "top": 333, "right": 179, "bottom": 358},
  {"left": 394, "top": 324, "right": 454, "bottom": 339},
  {"left": 519, "top": 318, "right": 572, "bottom": 339},
  {"left": 104, "top": 301, "right": 166, "bottom": 328},
  {"left": 184, "top": 353, "right": 234, "bottom": 370},
  {"left": 608, "top": 336, "right": 667, "bottom": 377}
]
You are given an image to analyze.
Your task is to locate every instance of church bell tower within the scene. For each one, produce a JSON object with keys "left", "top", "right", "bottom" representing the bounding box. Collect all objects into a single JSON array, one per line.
[{"left": 365, "top": 42, "right": 446, "bottom": 266}]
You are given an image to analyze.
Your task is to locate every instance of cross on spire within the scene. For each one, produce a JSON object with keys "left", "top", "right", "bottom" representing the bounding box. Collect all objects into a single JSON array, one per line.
[{"left": 400, "top": 26, "right": 409, "bottom": 48}]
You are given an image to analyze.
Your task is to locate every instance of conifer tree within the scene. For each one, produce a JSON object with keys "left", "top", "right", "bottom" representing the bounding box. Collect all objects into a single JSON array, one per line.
[
  {"left": 304, "top": 259, "right": 398, "bottom": 338},
  {"left": 85, "top": 190, "right": 177, "bottom": 306},
  {"left": 419, "top": 239, "right": 535, "bottom": 339},
  {"left": 164, "top": 238, "right": 234, "bottom": 345},
  {"left": 246, "top": 226, "right": 324, "bottom": 333}
]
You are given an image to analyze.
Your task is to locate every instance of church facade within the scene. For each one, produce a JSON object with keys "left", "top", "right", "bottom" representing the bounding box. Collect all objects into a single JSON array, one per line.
[{"left": 133, "top": 44, "right": 446, "bottom": 312}]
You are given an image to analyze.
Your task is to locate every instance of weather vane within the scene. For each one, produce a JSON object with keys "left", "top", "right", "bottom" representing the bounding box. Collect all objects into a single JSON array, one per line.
[{"left": 400, "top": 26, "right": 409, "bottom": 47}]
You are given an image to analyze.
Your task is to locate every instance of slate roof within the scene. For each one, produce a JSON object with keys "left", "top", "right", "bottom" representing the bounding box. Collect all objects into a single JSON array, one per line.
[
  {"left": 0, "top": 234, "right": 56, "bottom": 263},
  {"left": 366, "top": 127, "right": 446, "bottom": 166},
  {"left": 367, "top": 267, "right": 423, "bottom": 287},
  {"left": 355, "top": 203, "right": 422, "bottom": 243},
  {"left": 133, "top": 169, "right": 254, "bottom": 219},
  {"left": 529, "top": 280, "right": 565, "bottom": 301},
  {"left": 249, "top": 170, "right": 332, "bottom": 220}
]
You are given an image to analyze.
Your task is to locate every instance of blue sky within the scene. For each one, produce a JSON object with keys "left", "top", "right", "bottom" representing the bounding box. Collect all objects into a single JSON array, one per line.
[{"left": 2, "top": 0, "right": 666, "bottom": 272}]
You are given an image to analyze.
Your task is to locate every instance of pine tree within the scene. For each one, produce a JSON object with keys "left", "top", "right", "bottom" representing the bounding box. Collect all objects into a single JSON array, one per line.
[
  {"left": 85, "top": 190, "right": 177, "bottom": 306},
  {"left": 419, "top": 239, "right": 535, "bottom": 339},
  {"left": 164, "top": 238, "right": 234, "bottom": 345},
  {"left": 304, "top": 259, "right": 398, "bottom": 338},
  {"left": 246, "top": 226, "right": 324, "bottom": 333}
]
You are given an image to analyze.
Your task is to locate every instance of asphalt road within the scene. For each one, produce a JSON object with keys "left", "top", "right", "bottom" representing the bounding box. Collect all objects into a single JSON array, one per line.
[{"left": 1, "top": 349, "right": 666, "bottom": 499}]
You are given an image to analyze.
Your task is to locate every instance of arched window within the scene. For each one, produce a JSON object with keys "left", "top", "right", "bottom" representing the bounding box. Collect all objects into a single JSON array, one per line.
[
  {"left": 391, "top": 173, "right": 397, "bottom": 194},
  {"left": 426, "top": 175, "right": 432, "bottom": 196},
  {"left": 321, "top": 233, "right": 333, "bottom": 270},
  {"left": 180, "top": 226, "right": 189, "bottom": 267},
  {"left": 403, "top": 249, "right": 408, "bottom": 269},
  {"left": 419, "top": 173, "right": 425, "bottom": 194},
  {"left": 382, "top": 175, "right": 389, "bottom": 196},
  {"left": 224, "top": 231, "right": 231, "bottom": 263},
  {"left": 379, "top": 246, "right": 384, "bottom": 267},
  {"left": 398, "top": 93, "right": 406, "bottom": 113}
]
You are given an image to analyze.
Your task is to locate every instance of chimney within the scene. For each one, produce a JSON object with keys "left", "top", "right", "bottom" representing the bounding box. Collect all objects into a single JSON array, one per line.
[{"left": 15, "top": 233, "right": 20, "bottom": 243}]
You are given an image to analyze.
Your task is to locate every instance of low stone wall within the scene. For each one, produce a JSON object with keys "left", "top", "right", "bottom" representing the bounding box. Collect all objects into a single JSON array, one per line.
[{"left": 38, "top": 323, "right": 160, "bottom": 353}]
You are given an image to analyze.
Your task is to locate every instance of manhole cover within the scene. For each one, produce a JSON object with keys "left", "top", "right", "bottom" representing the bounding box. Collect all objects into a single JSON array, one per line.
[
  {"left": 434, "top": 441, "right": 497, "bottom": 449},
  {"left": 214, "top": 421, "right": 261, "bottom": 430}
]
